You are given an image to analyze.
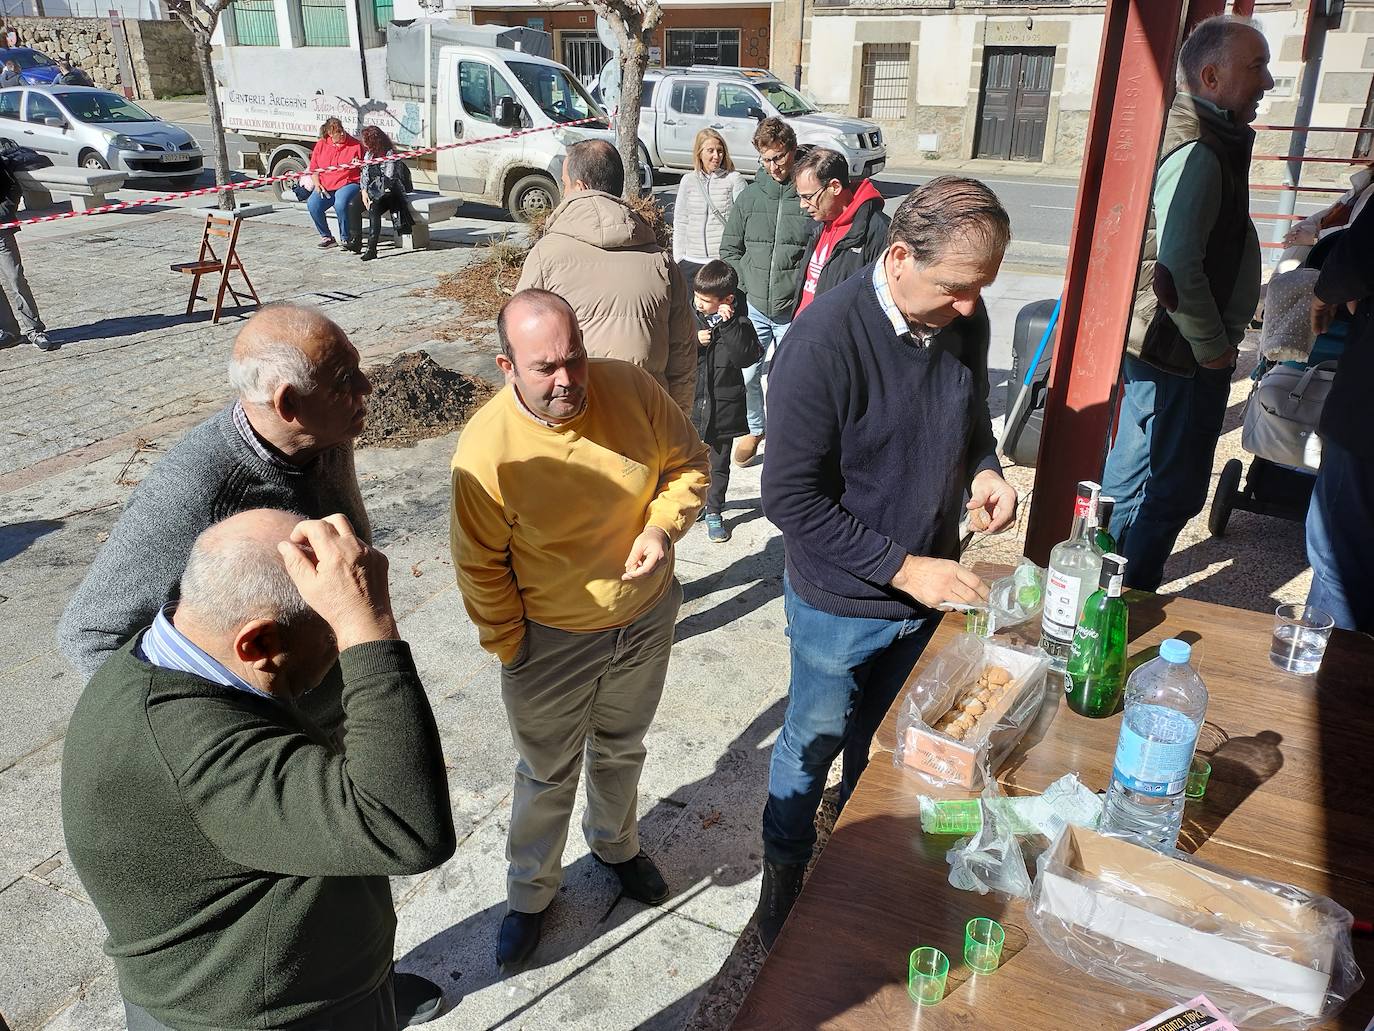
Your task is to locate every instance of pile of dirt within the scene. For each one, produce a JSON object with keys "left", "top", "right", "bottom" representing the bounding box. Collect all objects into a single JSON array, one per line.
[
  {"left": 432, "top": 237, "right": 528, "bottom": 325},
  {"left": 356, "top": 351, "right": 497, "bottom": 449}
]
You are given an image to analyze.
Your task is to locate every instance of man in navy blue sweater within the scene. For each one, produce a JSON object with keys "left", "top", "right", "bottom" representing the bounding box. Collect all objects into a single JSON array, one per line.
[{"left": 754, "top": 177, "right": 1019, "bottom": 950}]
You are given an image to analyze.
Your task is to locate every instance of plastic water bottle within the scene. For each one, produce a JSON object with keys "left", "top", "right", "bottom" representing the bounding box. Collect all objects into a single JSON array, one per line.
[{"left": 1103, "top": 639, "right": 1208, "bottom": 850}]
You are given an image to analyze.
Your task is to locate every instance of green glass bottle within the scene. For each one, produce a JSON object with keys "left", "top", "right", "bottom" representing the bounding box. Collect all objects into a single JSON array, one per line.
[
  {"left": 1065, "top": 553, "right": 1129, "bottom": 718},
  {"left": 1093, "top": 497, "right": 1117, "bottom": 555}
]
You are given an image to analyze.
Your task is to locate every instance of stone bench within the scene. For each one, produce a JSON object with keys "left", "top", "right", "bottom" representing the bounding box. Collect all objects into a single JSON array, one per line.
[
  {"left": 402, "top": 193, "right": 462, "bottom": 250},
  {"left": 13, "top": 168, "right": 129, "bottom": 213}
]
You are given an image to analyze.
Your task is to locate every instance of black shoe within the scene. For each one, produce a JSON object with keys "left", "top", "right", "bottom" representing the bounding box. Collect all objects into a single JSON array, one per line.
[
  {"left": 393, "top": 971, "right": 445, "bottom": 1026},
  {"left": 597, "top": 850, "right": 670, "bottom": 905},
  {"left": 342, "top": 239, "right": 362, "bottom": 253},
  {"left": 497, "top": 908, "right": 545, "bottom": 973},
  {"left": 753, "top": 860, "right": 805, "bottom": 953},
  {"left": 362, "top": 249, "right": 377, "bottom": 261}
]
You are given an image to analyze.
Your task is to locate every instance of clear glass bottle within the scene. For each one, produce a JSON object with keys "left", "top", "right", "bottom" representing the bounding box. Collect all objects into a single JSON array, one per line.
[
  {"left": 1040, "top": 480, "right": 1102, "bottom": 671},
  {"left": 1064, "top": 554, "right": 1129, "bottom": 718},
  {"left": 1103, "top": 639, "right": 1209, "bottom": 850},
  {"left": 1093, "top": 496, "right": 1117, "bottom": 556}
]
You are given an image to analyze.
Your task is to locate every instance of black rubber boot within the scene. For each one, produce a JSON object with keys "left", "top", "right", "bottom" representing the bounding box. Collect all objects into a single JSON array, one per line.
[{"left": 753, "top": 860, "right": 806, "bottom": 953}]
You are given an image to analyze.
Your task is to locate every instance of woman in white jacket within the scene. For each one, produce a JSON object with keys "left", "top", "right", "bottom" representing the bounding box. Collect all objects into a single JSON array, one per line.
[{"left": 673, "top": 128, "right": 747, "bottom": 287}]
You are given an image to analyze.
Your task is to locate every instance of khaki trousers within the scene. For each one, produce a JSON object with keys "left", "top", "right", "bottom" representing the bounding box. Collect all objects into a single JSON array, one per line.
[{"left": 500, "top": 578, "right": 683, "bottom": 913}]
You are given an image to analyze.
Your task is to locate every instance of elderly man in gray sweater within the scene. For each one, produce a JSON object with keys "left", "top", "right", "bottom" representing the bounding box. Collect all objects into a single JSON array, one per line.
[{"left": 58, "top": 303, "right": 373, "bottom": 686}]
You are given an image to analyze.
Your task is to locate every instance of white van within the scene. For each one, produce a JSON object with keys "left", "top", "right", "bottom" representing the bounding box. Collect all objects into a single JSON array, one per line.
[{"left": 220, "top": 20, "right": 646, "bottom": 221}]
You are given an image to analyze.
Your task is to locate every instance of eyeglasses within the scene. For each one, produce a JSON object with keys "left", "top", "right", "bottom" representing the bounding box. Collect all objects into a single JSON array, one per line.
[
  {"left": 759, "top": 153, "right": 789, "bottom": 167},
  {"left": 798, "top": 183, "right": 830, "bottom": 204}
]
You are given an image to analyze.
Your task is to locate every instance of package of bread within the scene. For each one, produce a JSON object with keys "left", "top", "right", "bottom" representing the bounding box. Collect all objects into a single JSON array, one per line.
[{"left": 892, "top": 633, "right": 1051, "bottom": 789}]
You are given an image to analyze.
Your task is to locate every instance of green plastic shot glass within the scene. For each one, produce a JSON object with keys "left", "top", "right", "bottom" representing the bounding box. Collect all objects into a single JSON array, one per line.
[
  {"left": 965, "top": 918, "right": 1005, "bottom": 973},
  {"left": 1186, "top": 756, "right": 1212, "bottom": 799},
  {"left": 908, "top": 947, "right": 949, "bottom": 1005}
]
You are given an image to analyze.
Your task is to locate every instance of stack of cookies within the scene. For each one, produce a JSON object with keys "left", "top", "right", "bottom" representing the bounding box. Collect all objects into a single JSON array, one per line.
[{"left": 931, "top": 665, "right": 1014, "bottom": 742}]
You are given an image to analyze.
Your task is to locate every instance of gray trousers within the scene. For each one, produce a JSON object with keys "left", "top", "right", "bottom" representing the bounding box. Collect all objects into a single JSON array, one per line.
[
  {"left": 0, "top": 230, "right": 43, "bottom": 339},
  {"left": 501, "top": 578, "right": 683, "bottom": 913}
]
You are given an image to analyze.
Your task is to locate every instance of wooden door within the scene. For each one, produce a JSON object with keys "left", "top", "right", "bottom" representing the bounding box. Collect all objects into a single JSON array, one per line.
[{"left": 974, "top": 47, "right": 1054, "bottom": 161}]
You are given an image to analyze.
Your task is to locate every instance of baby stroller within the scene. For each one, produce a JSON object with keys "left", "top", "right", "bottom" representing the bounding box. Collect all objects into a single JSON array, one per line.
[{"left": 1208, "top": 236, "right": 1348, "bottom": 537}]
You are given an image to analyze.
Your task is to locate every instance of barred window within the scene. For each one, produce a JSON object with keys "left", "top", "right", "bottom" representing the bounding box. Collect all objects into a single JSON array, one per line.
[
  {"left": 860, "top": 43, "right": 910, "bottom": 120},
  {"left": 301, "top": 0, "right": 349, "bottom": 47},
  {"left": 228, "top": 0, "right": 280, "bottom": 46}
]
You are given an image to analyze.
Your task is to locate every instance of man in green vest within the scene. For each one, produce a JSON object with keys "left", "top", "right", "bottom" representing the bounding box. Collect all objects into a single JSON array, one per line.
[{"left": 1102, "top": 15, "right": 1272, "bottom": 591}]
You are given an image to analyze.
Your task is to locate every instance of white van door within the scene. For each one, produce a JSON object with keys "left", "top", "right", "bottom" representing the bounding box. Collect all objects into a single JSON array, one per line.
[
  {"left": 440, "top": 57, "right": 524, "bottom": 197},
  {"left": 709, "top": 81, "right": 763, "bottom": 174},
  {"left": 660, "top": 78, "right": 708, "bottom": 168}
]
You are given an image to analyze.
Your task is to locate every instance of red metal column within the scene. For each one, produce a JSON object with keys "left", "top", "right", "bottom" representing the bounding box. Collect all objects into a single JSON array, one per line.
[{"left": 1024, "top": 0, "right": 1190, "bottom": 563}]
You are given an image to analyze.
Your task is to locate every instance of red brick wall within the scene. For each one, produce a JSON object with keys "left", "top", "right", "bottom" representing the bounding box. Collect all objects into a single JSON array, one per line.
[{"left": 475, "top": 6, "right": 773, "bottom": 71}]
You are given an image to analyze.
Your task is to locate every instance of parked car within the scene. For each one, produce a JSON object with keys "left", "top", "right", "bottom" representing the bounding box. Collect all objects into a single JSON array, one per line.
[
  {"left": 0, "top": 85, "right": 204, "bottom": 188},
  {"left": 635, "top": 66, "right": 886, "bottom": 178},
  {"left": 0, "top": 47, "right": 61, "bottom": 85}
]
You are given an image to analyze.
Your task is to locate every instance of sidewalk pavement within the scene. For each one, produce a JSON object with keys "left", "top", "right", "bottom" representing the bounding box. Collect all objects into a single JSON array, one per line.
[{"left": 0, "top": 196, "right": 1309, "bottom": 1030}]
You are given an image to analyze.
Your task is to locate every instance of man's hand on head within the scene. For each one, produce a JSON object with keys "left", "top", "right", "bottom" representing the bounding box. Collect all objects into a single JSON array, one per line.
[
  {"left": 967, "top": 469, "right": 1018, "bottom": 534},
  {"left": 278, "top": 514, "right": 399, "bottom": 651},
  {"left": 622, "top": 526, "right": 672, "bottom": 582}
]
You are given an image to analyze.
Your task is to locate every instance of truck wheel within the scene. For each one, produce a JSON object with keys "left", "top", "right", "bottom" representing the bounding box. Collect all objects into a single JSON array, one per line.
[
  {"left": 506, "top": 173, "right": 558, "bottom": 222},
  {"left": 271, "top": 154, "right": 308, "bottom": 203}
]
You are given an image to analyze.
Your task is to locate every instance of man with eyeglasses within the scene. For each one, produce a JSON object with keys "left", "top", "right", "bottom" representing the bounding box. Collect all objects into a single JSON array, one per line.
[
  {"left": 792, "top": 147, "right": 890, "bottom": 316},
  {"left": 718, "top": 117, "right": 813, "bottom": 467}
]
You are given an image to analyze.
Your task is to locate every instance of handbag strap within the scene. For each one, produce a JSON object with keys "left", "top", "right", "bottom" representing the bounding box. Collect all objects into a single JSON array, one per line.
[
  {"left": 699, "top": 173, "right": 728, "bottom": 226},
  {"left": 1289, "top": 360, "right": 1338, "bottom": 401}
]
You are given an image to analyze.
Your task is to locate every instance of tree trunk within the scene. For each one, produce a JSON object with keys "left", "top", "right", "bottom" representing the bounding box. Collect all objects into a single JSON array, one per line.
[
  {"left": 191, "top": 31, "right": 235, "bottom": 211},
  {"left": 616, "top": 27, "right": 647, "bottom": 201}
]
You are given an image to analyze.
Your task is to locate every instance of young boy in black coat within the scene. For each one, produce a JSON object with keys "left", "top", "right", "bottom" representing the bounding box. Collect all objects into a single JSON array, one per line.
[{"left": 692, "top": 260, "right": 763, "bottom": 542}]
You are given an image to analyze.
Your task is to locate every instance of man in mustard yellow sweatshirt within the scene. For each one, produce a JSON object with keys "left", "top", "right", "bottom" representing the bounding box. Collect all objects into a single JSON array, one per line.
[{"left": 451, "top": 289, "right": 709, "bottom": 972}]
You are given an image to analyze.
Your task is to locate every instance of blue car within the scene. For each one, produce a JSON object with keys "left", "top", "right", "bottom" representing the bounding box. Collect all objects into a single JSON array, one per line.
[{"left": 0, "top": 48, "right": 60, "bottom": 85}]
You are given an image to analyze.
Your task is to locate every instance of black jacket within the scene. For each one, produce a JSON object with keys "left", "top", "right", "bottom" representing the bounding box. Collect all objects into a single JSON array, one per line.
[
  {"left": 792, "top": 183, "right": 891, "bottom": 313},
  {"left": 1315, "top": 201, "right": 1374, "bottom": 459},
  {"left": 692, "top": 291, "right": 763, "bottom": 442},
  {"left": 0, "top": 159, "right": 21, "bottom": 226}
]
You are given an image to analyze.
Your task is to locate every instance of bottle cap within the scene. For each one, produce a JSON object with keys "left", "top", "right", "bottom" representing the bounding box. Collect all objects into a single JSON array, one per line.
[
  {"left": 1102, "top": 553, "right": 1126, "bottom": 576},
  {"left": 1160, "top": 638, "right": 1192, "bottom": 664}
]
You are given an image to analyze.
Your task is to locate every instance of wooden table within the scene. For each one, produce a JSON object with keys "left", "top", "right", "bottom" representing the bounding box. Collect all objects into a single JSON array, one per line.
[{"left": 733, "top": 591, "right": 1374, "bottom": 1030}]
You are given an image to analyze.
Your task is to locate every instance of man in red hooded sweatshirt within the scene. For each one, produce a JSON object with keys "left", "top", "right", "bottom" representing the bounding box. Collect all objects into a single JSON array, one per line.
[{"left": 792, "top": 148, "right": 891, "bottom": 318}]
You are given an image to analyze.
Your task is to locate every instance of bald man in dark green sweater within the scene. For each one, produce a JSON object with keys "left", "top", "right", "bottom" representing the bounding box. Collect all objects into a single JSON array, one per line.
[{"left": 61, "top": 510, "right": 456, "bottom": 1031}]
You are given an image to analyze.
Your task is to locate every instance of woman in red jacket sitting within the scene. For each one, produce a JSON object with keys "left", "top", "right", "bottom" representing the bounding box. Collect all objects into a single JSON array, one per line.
[{"left": 305, "top": 117, "right": 363, "bottom": 251}]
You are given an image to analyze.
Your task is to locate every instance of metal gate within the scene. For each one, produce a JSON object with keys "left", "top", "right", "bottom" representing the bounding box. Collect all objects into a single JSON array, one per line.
[
  {"left": 561, "top": 31, "right": 611, "bottom": 88},
  {"left": 975, "top": 47, "right": 1055, "bottom": 161}
]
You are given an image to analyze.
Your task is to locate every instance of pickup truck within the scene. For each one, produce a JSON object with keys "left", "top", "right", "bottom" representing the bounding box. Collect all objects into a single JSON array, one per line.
[
  {"left": 635, "top": 66, "right": 887, "bottom": 179},
  {"left": 219, "top": 20, "right": 642, "bottom": 222}
]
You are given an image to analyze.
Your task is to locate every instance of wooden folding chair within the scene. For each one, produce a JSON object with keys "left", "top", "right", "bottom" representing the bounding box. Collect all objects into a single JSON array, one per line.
[{"left": 171, "top": 214, "right": 260, "bottom": 323}]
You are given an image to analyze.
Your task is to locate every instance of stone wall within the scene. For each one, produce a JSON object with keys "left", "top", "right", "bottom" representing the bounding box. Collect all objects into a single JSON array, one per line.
[
  {"left": 3, "top": 15, "right": 197, "bottom": 99},
  {"left": 125, "top": 19, "right": 202, "bottom": 98}
]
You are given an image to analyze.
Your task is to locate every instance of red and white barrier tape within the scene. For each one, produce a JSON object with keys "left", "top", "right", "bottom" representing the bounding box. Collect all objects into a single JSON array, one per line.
[{"left": 0, "top": 116, "right": 603, "bottom": 231}]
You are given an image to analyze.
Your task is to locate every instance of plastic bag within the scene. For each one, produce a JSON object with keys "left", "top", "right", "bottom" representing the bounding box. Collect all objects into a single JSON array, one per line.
[
  {"left": 1028, "top": 825, "right": 1364, "bottom": 1029},
  {"left": 937, "top": 773, "right": 1104, "bottom": 899},
  {"left": 987, "top": 557, "right": 1045, "bottom": 629},
  {"left": 892, "top": 634, "right": 1050, "bottom": 789},
  {"left": 946, "top": 772, "right": 1035, "bottom": 897}
]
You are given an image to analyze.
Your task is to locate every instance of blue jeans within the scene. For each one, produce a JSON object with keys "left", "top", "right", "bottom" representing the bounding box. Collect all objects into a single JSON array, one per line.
[
  {"left": 762, "top": 578, "right": 937, "bottom": 866},
  {"left": 1306, "top": 438, "right": 1374, "bottom": 633},
  {"left": 306, "top": 183, "right": 361, "bottom": 245},
  {"left": 742, "top": 303, "right": 790, "bottom": 436},
  {"left": 1101, "top": 355, "right": 1233, "bottom": 592}
]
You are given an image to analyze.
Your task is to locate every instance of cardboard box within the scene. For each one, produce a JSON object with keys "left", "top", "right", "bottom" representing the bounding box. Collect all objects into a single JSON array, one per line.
[
  {"left": 899, "top": 639, "right": 1047, "bottom": 788},
  {"left": 1034, "top": 827, "right": 1336, "bottom": 1018}
]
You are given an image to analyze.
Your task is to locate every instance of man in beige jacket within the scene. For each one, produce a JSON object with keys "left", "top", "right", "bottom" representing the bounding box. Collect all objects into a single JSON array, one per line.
[{"left": 516, "top": 140, "right": 696, "bottom": 415}]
